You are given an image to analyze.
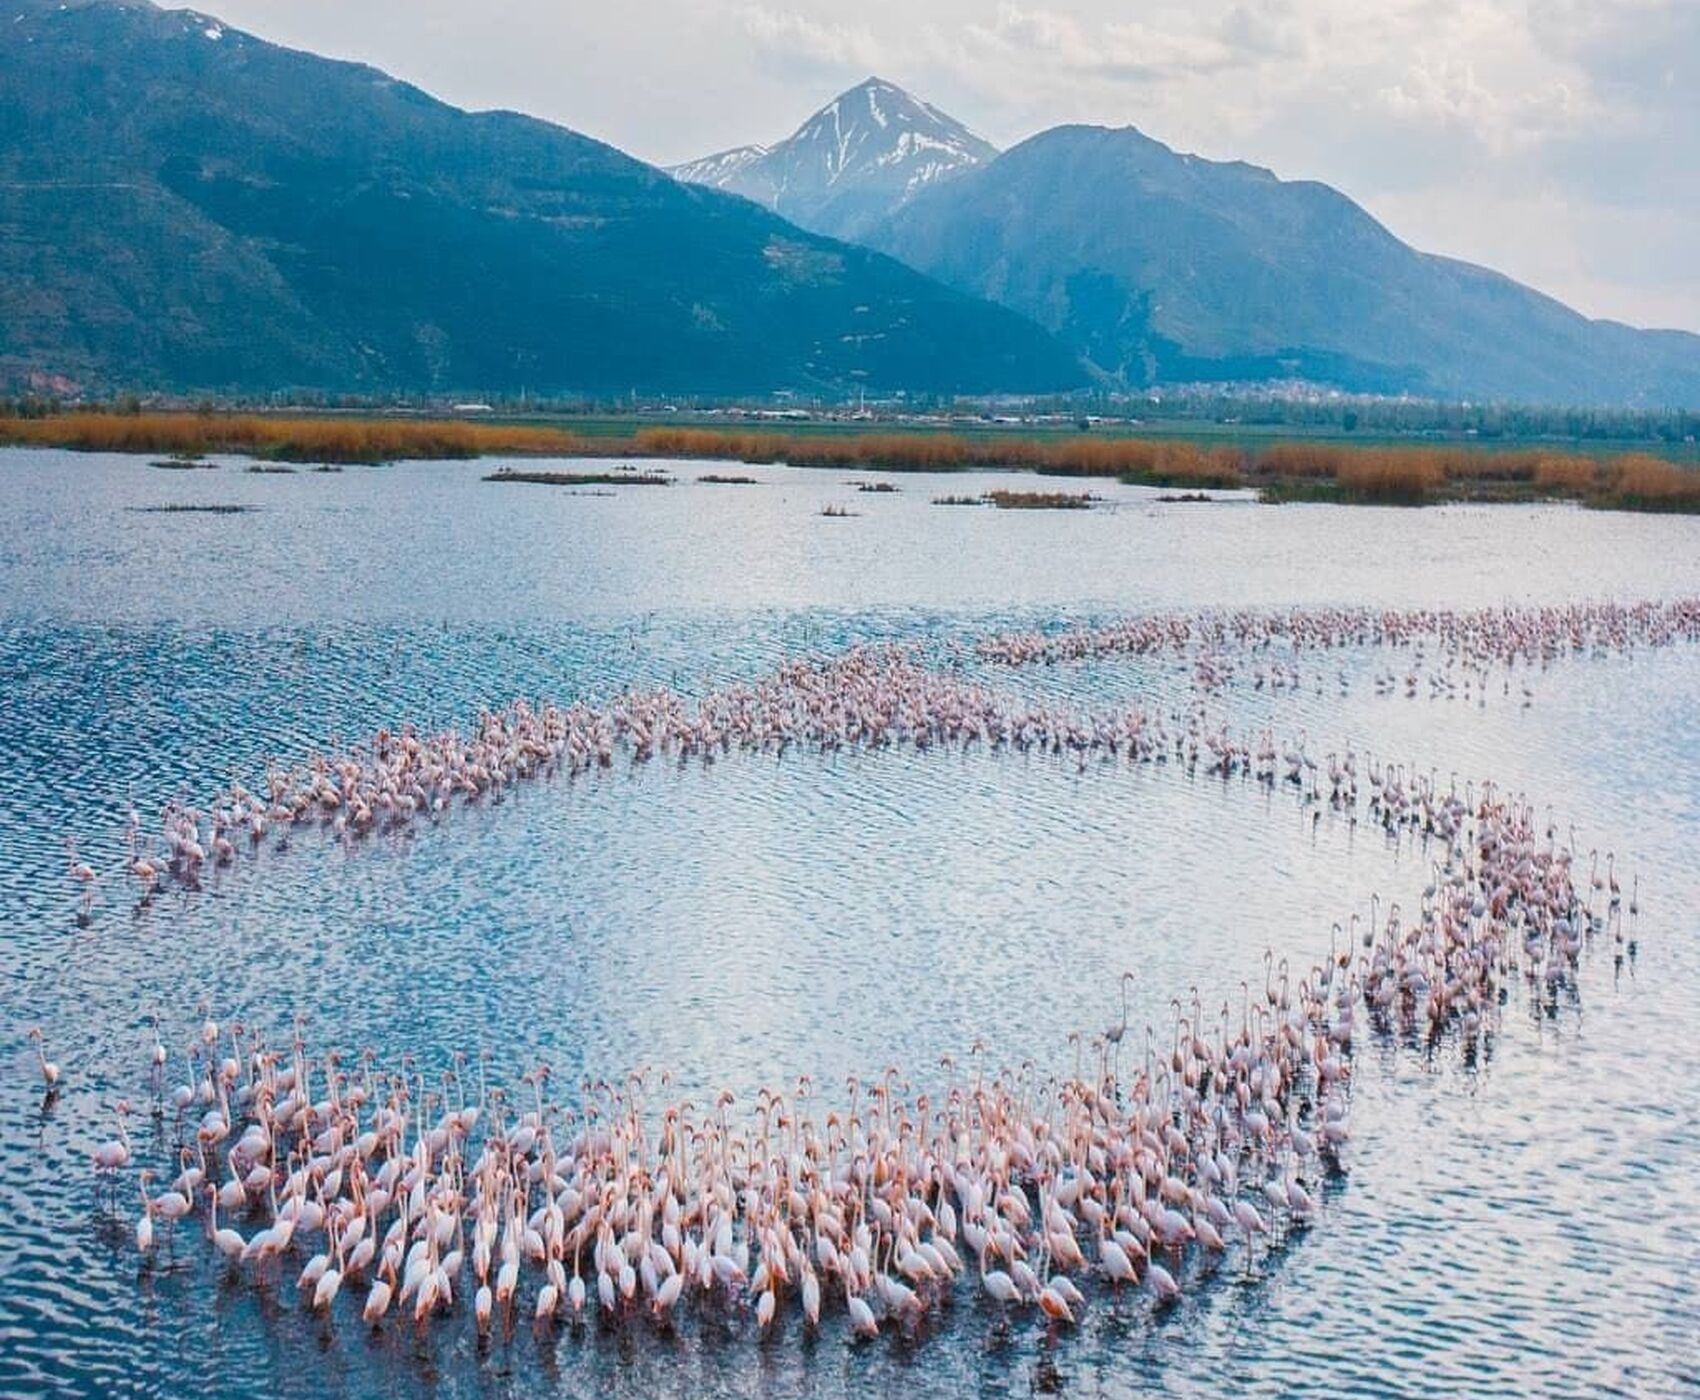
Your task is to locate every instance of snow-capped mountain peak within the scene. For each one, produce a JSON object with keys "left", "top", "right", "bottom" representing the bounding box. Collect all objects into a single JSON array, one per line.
[{"left": 667, "top": 78, "right": 996, "bottom": 241}]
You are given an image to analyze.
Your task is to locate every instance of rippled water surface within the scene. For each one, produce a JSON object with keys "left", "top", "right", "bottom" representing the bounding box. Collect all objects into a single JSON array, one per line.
[{"left": 2, "top": 449, "right": 1698, "bottom": 1399}]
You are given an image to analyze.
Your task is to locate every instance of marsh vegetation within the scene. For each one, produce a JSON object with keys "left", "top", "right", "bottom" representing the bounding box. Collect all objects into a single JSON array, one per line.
[
  {"left": 6, "top": 412, "right": 1698, "bottom": 511},
  {"left": 985, "top": 490, "right": 1099, "bottom": 509},
  {"left": 484, "top": 468, "right": 672, "bottom": 487},
  {"left": 127, "top": 504, "right": 256, "bottom": 514}
]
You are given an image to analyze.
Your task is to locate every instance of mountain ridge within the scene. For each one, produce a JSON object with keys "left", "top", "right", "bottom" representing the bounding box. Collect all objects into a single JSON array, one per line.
[
  {"left": 863, "top": 120, "right": 1700, "bottom": 405},
  {"left": 0, "top": 5, "right": 1081, "bottom": 396}
]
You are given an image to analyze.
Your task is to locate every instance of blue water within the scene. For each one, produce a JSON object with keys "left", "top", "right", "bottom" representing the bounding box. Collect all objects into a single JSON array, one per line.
[{"left": 2, "top": 449, "right": 1697, "bottom": 1398}]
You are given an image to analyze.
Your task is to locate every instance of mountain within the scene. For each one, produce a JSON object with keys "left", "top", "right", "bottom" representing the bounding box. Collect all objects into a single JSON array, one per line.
[
  {"left": 670, "top": 78, "right": 996, "bottom": 243},
  {"left": 670, "top": 145, "right": 770, "bottom": 190},
  {"left": 867, "top": 124, "right": 1700, "bottom": 406},
  {"left": 0, "top": 5, "right": 1080, "bottom": 398}
]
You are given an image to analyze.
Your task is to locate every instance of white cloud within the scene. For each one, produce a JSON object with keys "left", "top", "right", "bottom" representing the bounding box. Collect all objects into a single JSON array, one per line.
[
  {"left": 1375, "top": 60, "right": 1584, "bottom": 157},
  {"left": 957, "top": 5, "right": 1240, "bottom": 81},
  {"left": 735, "top": 5, "right": 882, "bottom": 73}
]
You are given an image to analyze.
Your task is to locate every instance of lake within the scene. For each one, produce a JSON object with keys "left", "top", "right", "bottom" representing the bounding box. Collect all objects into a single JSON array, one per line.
[{"left": 2, "top": 449, "right": 1697, "bottom": 1399}]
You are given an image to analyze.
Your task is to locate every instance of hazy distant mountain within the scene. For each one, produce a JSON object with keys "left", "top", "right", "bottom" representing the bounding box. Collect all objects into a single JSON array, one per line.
[
  {"left": 0, "top": 6, "right": 1080, "bottom": 398},
  {"left": 670, "top": 78, "right": 996, "bottom": 243},
  {"left": 868, "top": 124, "right": 1700, "bottom": 406}
]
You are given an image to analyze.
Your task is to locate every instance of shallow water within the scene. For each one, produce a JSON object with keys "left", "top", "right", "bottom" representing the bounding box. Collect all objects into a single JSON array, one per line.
[{"left": 2, "top": 448, "right": 1697, "bottom": 1399}]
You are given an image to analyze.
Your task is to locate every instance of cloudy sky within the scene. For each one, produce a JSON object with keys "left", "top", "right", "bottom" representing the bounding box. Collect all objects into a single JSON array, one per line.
[{"left": 208, "top": 0, "right": 1699, "bottom": 332}]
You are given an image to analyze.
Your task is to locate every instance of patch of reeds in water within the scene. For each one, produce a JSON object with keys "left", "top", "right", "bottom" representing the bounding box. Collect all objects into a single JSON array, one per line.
[
  {"left": 697, "top": 473, "right": 758, "bottom": 485},
  {"left": 484, "top": 468, "right": 671, "bottom": 487},
  {"left": 129, "top": 504, "right": 255, "bottom": 514},
  {"left": 985, "top": 490, "right": 1098, "bottom": 510}
]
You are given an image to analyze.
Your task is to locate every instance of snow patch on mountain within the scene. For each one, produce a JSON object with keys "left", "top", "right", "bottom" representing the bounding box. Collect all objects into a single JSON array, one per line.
[{"left": 669, "top": 144, "right": 769, "bottom": 186}]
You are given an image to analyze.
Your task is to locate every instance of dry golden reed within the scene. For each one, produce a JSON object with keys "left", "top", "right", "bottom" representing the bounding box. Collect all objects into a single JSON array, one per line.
[
  {"left": 0, "top": 413, "right": 582, "bottom": 463},
  {"left": 1602, "top": 453, "right": 1700, "bottom": 508},
  {"left": 1532, "top": 455, "right": 1600, "bottom": 493},
  {"left": 632, "top": 428, "right": 1242, "bottom": 484}
]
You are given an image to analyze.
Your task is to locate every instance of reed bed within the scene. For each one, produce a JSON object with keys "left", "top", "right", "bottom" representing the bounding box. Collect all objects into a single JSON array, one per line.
[
  {"left": 1598, "top": 453, "right": 1700, "bottom": 511},
  {"left": 631, "top": 427, "right": 1241, "bottom": 485},
  {"left": 1255, "top": 444, "right": 1541, "bottom": 501},
  {"left": 1331, "top": 453, "right": 1446, "bottom": 505},
  {"left": 634, "top": 428, "right": 994, "bottom": 472},
  {"left": 1246, "top": 442, "right": 1700, "bottom": 507},
  {"left": 1046, "top": 438, "right": 1244, "bottom": 487},
  {"left": 1532, "top": 455, "right": 1600, "bottom": 494},
  {"left": 0, "top": 413, "right": 583, "bottom": 464}
]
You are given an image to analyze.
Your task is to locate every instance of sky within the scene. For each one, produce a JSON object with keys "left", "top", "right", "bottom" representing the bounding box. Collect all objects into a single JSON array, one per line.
[{"left": 204, "top": 0, "right": 1700, "bottom": 333}]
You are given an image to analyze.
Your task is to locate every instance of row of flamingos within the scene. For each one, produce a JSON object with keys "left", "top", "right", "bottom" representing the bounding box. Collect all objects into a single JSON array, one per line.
[
  {"left": 80, "top": 594, "right": 1695, "bottom": 909},
  {"left": 972, "top": 597, "right": 1700, "bottom": 673},
  {"left": 983, "top": 597, "right": 1700, "bottom": 706}
]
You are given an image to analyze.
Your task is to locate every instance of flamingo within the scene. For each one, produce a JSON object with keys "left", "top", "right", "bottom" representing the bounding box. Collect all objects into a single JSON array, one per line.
[
  {"left": 136, "top": 1171, "right": 157, "bottom": 1252},
  {"left": 363, "top": 1265, "right": 395, "bottom": 1324},
  {"left": 1146, "top": 1260, "right": 1180, "bottom": 1303},
  {"left": 28, "top": 1027, "right": 60, "bottom": 1090},
  {"left": 67, "top": 838, "right": 96, "bottom": 915},
  {"left": 92, "top": 1100, "right": 132, "bottom": 1180},
  {"left": 208, "top": 1187, "right": 246, "bottom": 1261}
]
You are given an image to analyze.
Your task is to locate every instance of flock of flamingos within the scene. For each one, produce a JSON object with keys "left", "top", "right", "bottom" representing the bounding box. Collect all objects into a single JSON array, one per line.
[{"left": 45, "top": 598, "right": 1690, "bottom": 1347}]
